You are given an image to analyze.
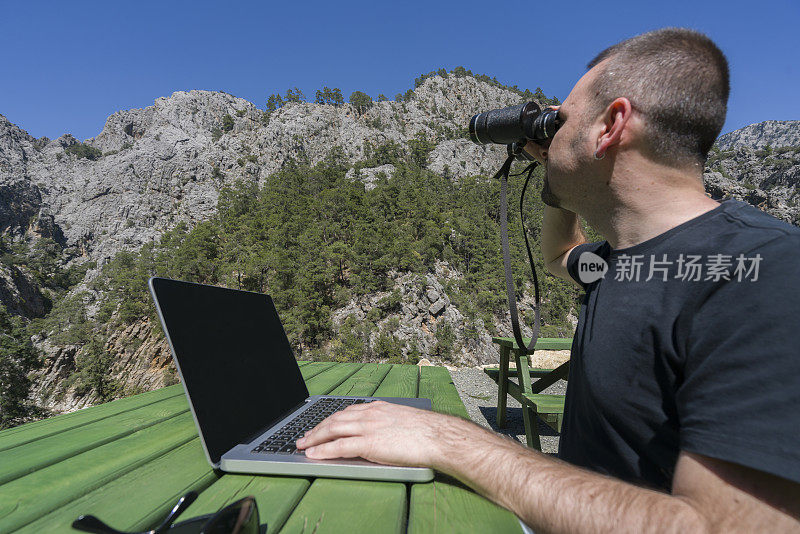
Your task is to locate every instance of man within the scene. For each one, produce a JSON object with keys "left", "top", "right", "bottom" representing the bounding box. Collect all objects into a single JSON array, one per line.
[{"left": 297, "top": 28, "right": 800, "bottom": 531}]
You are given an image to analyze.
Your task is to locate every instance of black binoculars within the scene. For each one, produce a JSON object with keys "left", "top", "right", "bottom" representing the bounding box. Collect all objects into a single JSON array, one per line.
[{"left": 469, "top": 101, "right": 562, "bottom": 148}]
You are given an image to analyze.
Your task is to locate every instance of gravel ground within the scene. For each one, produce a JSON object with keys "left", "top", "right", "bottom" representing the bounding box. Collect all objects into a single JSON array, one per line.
[{"left": 448, "top": 367, "right": 567, "bottom": 455}]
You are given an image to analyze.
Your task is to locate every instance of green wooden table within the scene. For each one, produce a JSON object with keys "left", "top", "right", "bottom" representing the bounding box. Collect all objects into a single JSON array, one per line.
[{"left": 0, "top": 362, "right": 525, "bottom": 533}]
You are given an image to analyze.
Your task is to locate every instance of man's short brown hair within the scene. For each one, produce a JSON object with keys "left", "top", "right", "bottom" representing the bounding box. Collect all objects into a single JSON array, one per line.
[{"left": 587, "top": 28, "right": 729, "bottom": 165}]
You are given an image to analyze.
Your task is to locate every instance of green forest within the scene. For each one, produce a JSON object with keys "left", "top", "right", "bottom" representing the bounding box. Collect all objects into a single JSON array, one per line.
[{"left": 98, "top": 146, "right": 580, "bottom": 343}]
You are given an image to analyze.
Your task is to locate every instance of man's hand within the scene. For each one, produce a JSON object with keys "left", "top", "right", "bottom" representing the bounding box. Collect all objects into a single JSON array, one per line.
[
  {"left": 295, "top": 401, "right": 476, "bottom": 469},
  {"left": 523, "top": 105, "right": 559, "bottom": 164},
  {"left": 524, "top": 139, "right": 549, "bottom": 164}
]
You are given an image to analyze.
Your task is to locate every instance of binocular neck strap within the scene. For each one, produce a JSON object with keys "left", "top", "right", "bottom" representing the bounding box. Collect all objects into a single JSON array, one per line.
[{"left": 494, "top": 153, "right": 541, "bottom": 354}]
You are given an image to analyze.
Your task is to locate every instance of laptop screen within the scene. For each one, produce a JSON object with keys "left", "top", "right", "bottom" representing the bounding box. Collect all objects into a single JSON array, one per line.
[{"left": 149, "top": 277, "right": 309, "bottom": 465}]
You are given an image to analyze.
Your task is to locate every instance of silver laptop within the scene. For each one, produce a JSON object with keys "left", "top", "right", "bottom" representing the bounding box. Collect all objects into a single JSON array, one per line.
[{"left": 149, "top": 277, "right": 434, "bottom": 482}]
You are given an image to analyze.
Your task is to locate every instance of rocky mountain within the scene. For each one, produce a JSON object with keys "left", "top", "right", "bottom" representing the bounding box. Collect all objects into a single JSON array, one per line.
[
  {"left": 704, "top": 128, "right": 800, "bottom": 224},
  {"left": 715, "top": 120, "right": 800, "bottom": 150},
  {"left": 2, "top": 72, "right": 798, "bottom": 421},
  {"left": 2, "top": 72, "right": 552, "bottom": 418},
  {"left": 0, "top": 76, "right": 520, "bottom": 271}
]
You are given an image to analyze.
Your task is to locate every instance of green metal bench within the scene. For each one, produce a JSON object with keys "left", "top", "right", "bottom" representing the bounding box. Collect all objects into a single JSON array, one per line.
[{"left": 484, "top": 336, "right": 572, "bottom": 451}]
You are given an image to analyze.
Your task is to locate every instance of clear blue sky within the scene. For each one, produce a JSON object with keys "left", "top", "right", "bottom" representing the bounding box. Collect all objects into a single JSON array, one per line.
[{"left": 1, "top": 0, "right": 797, "bottom": 141}]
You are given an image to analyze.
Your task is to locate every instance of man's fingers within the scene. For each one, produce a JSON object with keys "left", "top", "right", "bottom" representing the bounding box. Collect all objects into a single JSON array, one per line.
[
  {"left": 304, "top": 436, "right": 368, "bottom": 460},
  {"left": 524, "top": 140, "right": 547, "bottom": 164},
  {"left": 303, "top": 406, "right": 373, "bottom": 435},
  {"left": 338, "top": 401, "right": 382, "bottom": 413},
  {"left": 297, "top": 419, "right": 366, "bottom": 448},
  {"left": 303, "top": 401, "right": 394, "bottom": 436}
]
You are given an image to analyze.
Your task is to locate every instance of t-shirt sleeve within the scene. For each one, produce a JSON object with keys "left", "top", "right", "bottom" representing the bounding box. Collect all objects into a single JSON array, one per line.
[
  {"left": 677, "top": 235, "right": 800, "bottom": 484},
  {"left": 566, "top": 241, "right": 606, "bottom": 290}
]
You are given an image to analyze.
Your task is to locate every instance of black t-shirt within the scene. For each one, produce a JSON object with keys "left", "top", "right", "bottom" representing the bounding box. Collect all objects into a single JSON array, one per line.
[{"left": 559, "top": 199, "right": 800, "bottom": 492}]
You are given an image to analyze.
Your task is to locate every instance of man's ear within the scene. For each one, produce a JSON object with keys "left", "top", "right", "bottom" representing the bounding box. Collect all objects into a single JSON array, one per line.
[{"left": 594, "top": 97, "right": 632, "bottom": 159}]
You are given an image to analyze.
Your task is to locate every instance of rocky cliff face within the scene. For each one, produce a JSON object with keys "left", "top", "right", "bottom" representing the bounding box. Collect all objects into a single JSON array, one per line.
[
  {"left": 716, "top": 120, "right": 800, "bottom": 150},
  {"left": 704, "top": 146, "right": 800, "bottom": 225},
  {"left": 2, "top": 75, "right": 798, "bottom": 416},
  {"left": 29, "top": 318, "right": 174, "bottom": 412},
  {"left": 707, "top": 120, "right": 800, "bottom": 224}
]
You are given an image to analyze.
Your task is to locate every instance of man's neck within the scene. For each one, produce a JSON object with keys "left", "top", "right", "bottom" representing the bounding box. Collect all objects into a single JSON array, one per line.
[{"left": 579, "top": 161, "right": 720, "bottom": 250}]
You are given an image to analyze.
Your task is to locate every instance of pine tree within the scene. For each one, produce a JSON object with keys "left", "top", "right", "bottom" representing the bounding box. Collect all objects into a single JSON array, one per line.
[
  {"left": 349, "top": 91, "right": 373, "bottom": 115},
  {"left": 330, "top": 88, "right": 344, "bottom": 106},
  {"left": 266, "top": 93, "right": 284, "bottom": 112},
  {"left": 284, "top": 87, "right": 305, "bottom": 103},
  {"left": 0, "top": 305, "right": 41, "bottom": 428}
]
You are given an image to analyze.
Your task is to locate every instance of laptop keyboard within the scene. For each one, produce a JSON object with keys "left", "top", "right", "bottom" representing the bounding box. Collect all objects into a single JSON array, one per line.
[{"left": 250, "top": 398, "right": 374, "bottom": 456}]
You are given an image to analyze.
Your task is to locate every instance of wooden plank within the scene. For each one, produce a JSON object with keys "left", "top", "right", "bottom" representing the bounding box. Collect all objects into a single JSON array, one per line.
[
  {"left": 19, "top": 439, "right": 218, "bottom": 533},
  {"left": 279, "top": 478, "right": 406, "bottom": 534},
  {"left": 497, "top": 345, "right": 511, "bottom": 427},
  {"left": 180, "top": 474, "right": 311, "bottom": 534},
  {"left": 504, "top": 380, "right": 525, "bottom": 405},
  {"left": 484, "top": 367, "right": 558, "bottom": 379},
  {"left": 515, "top": 351, "right": 537, "bottom": 450},
  {"left": 371, "top": 364, "right": 419, "bottom": 398},
  {"left": 305, "top": 363, "right": 364, "bottom": 396},
  {"left": 328, "top": 363, "right": 393, "bottom": 397},
  {"left": 528, "top": 361, "right": 570, "bottom": 394},
  {"left": 514, "top": 353, "right": 534, "bottom": 395},
  {"left": 408, "top": 479, "right": 522, "bottom": 533},
  {"left": 486, "top": 364, "right": 570, "bottom": 396},
  {"left": 299, "top": 362, "right": 337, "bottom": 381},
  {"left": 521, "top": 393, "right": 565, "bottom": 411},
  {"left": 0, "top": 384, "right": 181, "bottom": 439},
  {"left": 491, "top": 337, "right": 573, "bottom": 350},
  {"left": 0, "top": 384, "right": 184, "bottom": 452},
  {"left": 0, "top": 395, "right": 189, "bottom": 485},
  {"left": 0, "top": 413, "right": 198, "bottom": 533},
  {"left": 418, "top": 367, "right": 469, "bottom": 419}
]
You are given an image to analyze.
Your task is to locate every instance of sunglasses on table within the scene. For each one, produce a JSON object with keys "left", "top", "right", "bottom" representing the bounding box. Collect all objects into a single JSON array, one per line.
[{"left": 71, "top": 491, "right": 260, "bottom": 534}]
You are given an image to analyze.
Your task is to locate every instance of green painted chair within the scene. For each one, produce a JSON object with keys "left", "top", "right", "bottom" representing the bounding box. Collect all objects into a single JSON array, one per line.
[{"left": 483, "top": 336, "right": 572, "bottom": 451}]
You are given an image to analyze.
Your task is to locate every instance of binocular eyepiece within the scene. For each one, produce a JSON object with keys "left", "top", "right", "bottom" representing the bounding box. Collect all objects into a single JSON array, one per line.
[{"left": 469, "top": 101, "right": 562, "bottom": 148}]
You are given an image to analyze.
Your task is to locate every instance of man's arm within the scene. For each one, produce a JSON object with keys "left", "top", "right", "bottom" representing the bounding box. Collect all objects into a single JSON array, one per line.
[
  {"left": 524, "top": 139, "right": 587, "bottom": 284},
  {"left": 541, "top": 205, "right": 586, "bottom": 285},
  {"left": 296, "top": 403, "right": 800, "bottom": 533}
]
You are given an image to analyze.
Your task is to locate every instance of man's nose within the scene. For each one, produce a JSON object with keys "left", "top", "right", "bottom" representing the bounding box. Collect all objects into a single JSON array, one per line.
[{"left": 524, "top": 141, "right": 548, "bottom": 164}]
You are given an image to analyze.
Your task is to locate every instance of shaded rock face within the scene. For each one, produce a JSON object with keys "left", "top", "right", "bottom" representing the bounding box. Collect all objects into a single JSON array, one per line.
[
  {"left": 0, "top": 179, "right": 42, "bottom": 236},
  {"left": 29, "top": 342, "right": 84, "bottom": 412},
  {"left": 0, "top": 262, "right": 49, "bottom": 318}
]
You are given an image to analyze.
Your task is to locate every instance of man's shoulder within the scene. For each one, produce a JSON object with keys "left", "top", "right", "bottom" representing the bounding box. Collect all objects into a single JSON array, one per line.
[
  {"left": 688, "top": 200, "right": 800, "bottom": 255},
  {"left": 715, "top": 200, "right": 800, "bottom": 239}
]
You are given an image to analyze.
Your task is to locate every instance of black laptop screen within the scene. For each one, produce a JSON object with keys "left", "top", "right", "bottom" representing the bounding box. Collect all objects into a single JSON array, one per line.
[{"left": 150, "top": 277, "right": 309, "bottom": 464}]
